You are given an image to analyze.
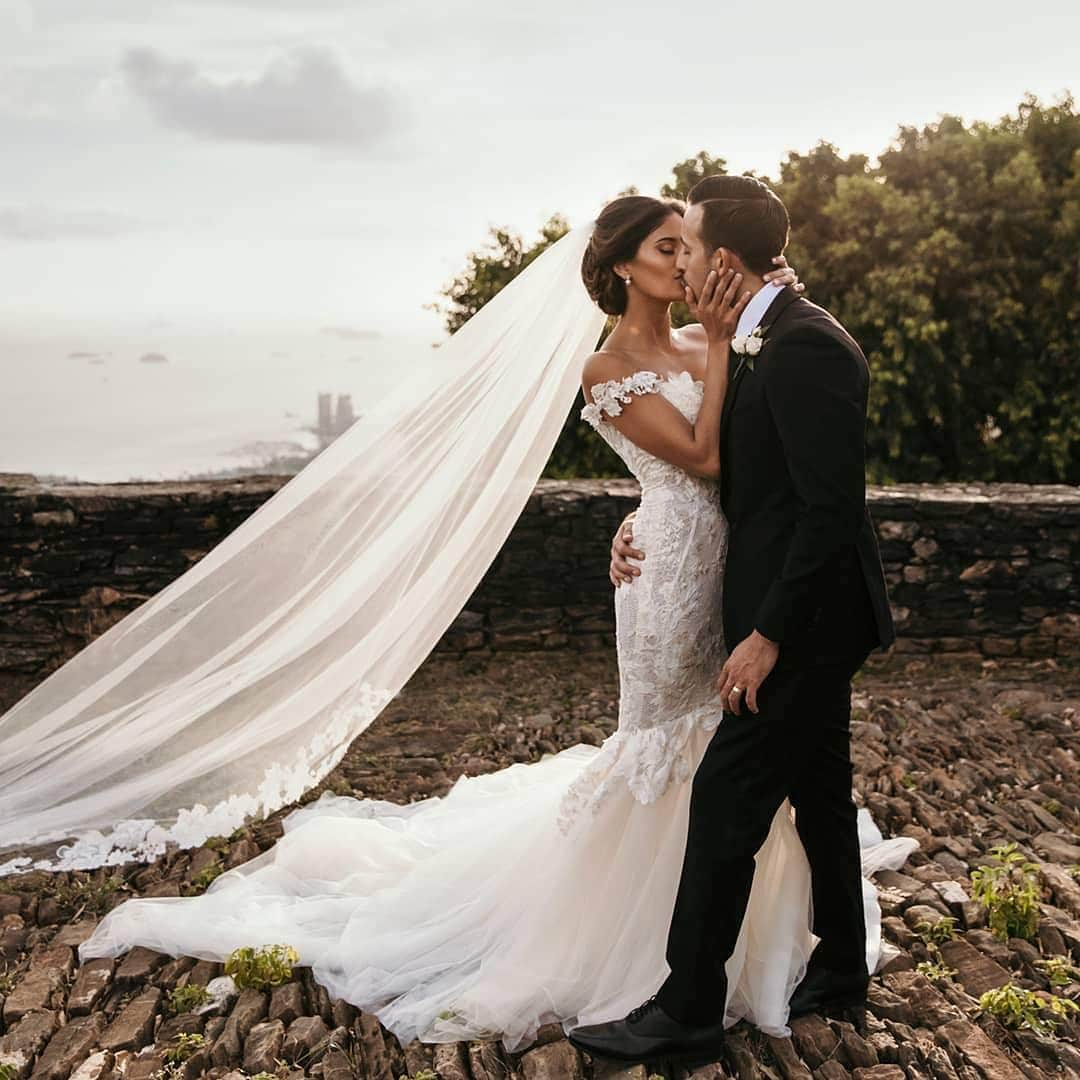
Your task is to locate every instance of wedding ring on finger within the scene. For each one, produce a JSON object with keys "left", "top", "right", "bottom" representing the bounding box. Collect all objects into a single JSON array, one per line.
[{"left": 729, "top": 684, "right": 744, "bottom": 700}]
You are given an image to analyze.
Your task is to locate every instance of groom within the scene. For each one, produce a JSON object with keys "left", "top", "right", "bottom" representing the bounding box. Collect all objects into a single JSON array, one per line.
[{"left": 569, "top": 175, "right": 894, "bottom": 1064}]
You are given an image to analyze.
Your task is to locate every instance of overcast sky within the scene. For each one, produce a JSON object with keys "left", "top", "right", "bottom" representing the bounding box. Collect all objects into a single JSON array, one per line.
[{"left": 2, "top": 0, "right": 1078, "bottom": 341}]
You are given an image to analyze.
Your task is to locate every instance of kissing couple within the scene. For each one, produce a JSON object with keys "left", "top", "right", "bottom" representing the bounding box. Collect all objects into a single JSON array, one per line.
[{"left": 12, "top": 174, "right": 920, "bottom": 1069}]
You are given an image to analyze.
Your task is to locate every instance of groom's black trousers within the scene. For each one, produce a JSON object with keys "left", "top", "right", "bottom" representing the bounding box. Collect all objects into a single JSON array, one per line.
[{"left": 655, "top": 584, "right": 878, "bottom": 1026}]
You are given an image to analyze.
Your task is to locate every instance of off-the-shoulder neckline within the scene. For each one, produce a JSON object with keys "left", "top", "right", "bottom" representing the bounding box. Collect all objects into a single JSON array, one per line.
[{"left": 586, "top": 368, "right": 704, "bottom": 396}]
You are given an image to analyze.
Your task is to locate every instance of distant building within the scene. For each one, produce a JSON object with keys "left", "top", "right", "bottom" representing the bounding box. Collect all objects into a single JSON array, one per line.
[
  {"left": 314, "top": 392, "right": 360, "bottom": 448},
  {"left": 334, "top": 394, "right": 355, "bottom": 433},
  {"left": 318, "top": 392, "right": 333, "bottom": 437}
]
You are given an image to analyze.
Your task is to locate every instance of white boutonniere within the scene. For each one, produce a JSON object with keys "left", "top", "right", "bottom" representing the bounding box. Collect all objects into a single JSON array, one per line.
[{"left": 731, "top": 326, "right": 766, "bottom": 371}]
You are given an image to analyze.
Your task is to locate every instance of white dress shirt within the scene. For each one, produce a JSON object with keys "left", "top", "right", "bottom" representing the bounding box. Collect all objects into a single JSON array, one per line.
[{"left": 735, "top": 280, "right": 785, "bottom": 340}]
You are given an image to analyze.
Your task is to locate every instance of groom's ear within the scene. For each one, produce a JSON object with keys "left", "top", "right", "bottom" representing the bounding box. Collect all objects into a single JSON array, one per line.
[
  {"left": 714, "top": 246, "right": 749, "bottom": 277},
  {"left": 710, "top": 247, "right": 732, "bottom": 274}
]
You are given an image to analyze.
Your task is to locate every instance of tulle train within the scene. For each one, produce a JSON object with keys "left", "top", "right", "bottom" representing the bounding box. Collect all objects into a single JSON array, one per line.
[{"left": 80, "top": 726, "right": 918, "bottom": 1053}]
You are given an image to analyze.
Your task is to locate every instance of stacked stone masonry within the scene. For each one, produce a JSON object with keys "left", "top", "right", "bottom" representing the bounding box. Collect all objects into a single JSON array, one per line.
[{"left": 0, "top": 473, "right": 1076, "bottom": 712}]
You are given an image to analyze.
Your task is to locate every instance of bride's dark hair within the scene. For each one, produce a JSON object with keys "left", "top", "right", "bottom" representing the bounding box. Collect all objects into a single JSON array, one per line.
[{"left": 581, "top": 195, "right": 685, "bottom": 315}]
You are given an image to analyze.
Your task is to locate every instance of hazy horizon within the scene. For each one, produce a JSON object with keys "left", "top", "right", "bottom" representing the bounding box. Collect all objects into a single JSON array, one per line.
[{"left": 0, "top": 323, "right": 439, "bottom": 481}]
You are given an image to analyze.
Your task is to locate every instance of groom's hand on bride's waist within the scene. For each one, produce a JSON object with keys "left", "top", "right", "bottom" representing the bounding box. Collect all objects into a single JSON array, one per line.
[
  {"left": 717, "top": 630, "right": 780, "bottom": 715},
  {"left": 610, "top": 513, "right": 645, "bottom": 587}
]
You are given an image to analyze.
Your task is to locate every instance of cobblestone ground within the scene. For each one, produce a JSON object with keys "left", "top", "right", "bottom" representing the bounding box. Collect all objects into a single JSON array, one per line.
[{"left": 1, "top": 651, "right": 1078, "bottom": 1079}]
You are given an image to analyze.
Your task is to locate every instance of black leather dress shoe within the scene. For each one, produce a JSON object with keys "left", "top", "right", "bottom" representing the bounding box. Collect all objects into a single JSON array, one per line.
[
  {"left": 788, "top": 964, "right": 869, "bottom": 1029},
  {"left": 567, "top": 994, "right": 727, "bottom": 1066}
]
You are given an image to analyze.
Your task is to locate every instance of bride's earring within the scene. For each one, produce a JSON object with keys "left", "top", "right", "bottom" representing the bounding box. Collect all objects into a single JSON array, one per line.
[{"left": 623, "top": 274, "right": 632, "bottom": 286}]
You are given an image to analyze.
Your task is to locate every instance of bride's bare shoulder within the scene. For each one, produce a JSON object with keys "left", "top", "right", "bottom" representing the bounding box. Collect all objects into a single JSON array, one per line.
[{"left": 581, "top": 349, "right": 645, "bottom": 400}]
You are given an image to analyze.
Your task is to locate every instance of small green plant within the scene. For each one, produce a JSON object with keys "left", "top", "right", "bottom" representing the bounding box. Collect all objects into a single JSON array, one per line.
[
  {"left": 402, "top": 1072, "right": 437, "bottom": 1080},
  {"left": 976, "top": 983, "right": 1079, "bottom": 1037},
  {"left": 1044, "top": 798, "right": 1062, "bottom": 816},
  {"left": 899, "top": 773, "right": 917, "bottom": 790},
  {"left": 182, "top": 862, "right": 224, "bottom": 895},
  {"left": 1035, "top": 956, "right": 1080, "bottom": 988},
  {"left": 1067, "top": 864, "right": 1080, "bottom": 880},
  {"left": 0, "top": 1063, "right": 20, "bottom": 1080},
  {"left": 167, "top": 983, "right": 213, "bottom": 1014},
  {"left": 162, "top": 1032, "right": 204, "bottom": 1066},
  {"left": 916, "top": 916, "right": 958, "bottom": 946},
  {"left": 915, "top": 917, "right": 958, "bottom": 982},
  {"left": 970, "top": 843, "right": 1042, "bottom": 942},
  {"left": 224, "top": 944, "right": 299, "bottom": 990},
  {"left": 917, "top": 959, "right": 958, "bottom": 982},
  {"left": 203, "top": 835, "right": 230, "bottom": 852},
  {"left": 0, "top": 961, "right": 19, "bottom": 996},
  {"left": 54, "top": 873, "right": 124, "bottom": 916}
]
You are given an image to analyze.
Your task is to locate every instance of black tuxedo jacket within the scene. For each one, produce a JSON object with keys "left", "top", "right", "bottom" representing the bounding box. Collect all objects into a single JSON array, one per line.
[{"left": 720, "top": 285, "right": 894, "bottom": 655}]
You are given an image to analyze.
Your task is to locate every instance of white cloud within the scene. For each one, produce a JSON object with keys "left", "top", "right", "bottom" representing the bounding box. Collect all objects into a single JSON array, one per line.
[
  {"left": 0, "top": 0, "right": 32, "bottom": 34},
  {"left": 0, "top": 0, "right": 1077, "bottom": 339},
  {"left": 320, "top": 325, "right": 383, "bottom": 340},
  {"left": 121, "top": 45, "right": 396, "bottom": 146},
  {"left": 0, "top": 205, "right": 150, "bottom": 241}
]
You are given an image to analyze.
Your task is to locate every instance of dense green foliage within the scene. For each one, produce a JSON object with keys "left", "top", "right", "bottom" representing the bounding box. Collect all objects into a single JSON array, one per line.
[{"left": 431, "top": 95, "right": 1079, "bottom": 482}]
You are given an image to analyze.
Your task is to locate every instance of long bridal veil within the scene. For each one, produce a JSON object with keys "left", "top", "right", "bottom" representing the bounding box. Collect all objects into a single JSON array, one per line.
[{"left": 0, "top": 223, "right": 606, "bottom": 876}]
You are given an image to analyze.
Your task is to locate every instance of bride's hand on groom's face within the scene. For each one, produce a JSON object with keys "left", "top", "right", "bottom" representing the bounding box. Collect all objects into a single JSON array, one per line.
[
  {"left": 685, "top": 257, "right": 802, "bottom": 321},
  {"left": 717, "top": 630, "right": 780, "bottom": 715},
  {"left": 610, "top": 518, "right": 644, "bottom": 587},
  {"left": 693, "top": 269, "right": 753, "bottom": 342}
]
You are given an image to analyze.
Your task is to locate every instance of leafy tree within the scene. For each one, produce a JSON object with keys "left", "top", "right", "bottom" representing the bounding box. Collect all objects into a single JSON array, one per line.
[
  {"left": 427, "top": 214, "right": 571, "bottom": 335},
  {"left": 660, "top": 150, "right": 728, "bottom": 199},
  {"left": 769, "top": 93, "right": 1079, "bottom": 482},
  {"left": 432, "top": 95, "right": 1079, "bottom": 482}
]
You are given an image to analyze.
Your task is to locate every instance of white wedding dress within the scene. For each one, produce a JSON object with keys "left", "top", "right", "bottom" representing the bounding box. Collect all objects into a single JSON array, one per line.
[{"left": 79, "top": 368, "right": 919, "bottom": 1053}]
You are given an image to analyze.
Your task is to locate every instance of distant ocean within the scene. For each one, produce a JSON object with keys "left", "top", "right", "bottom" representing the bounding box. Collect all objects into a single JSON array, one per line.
[{"left": 0, "top": 326, "right": 441, "bottom": 483}]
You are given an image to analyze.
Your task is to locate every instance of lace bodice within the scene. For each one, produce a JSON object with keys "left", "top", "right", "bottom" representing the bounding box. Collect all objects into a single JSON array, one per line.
[
  {"left": 581, "top": 369, "right": 719, "bottom": 499},
  {"left": 556, "top": 368, "right": 728, "bottom": 833}
]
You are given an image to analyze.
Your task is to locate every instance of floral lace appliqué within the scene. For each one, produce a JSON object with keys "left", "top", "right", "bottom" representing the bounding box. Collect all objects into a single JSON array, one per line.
[
  {"left": 556, "top": 704, "right": 723, "bottom": 836},
  {"left": 580, "top": 370, "right": 662, "bottom": 429}
]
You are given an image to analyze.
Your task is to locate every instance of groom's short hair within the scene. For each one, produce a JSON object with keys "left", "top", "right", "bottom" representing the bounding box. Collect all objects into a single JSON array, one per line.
[{"left": 687, "top": 174, "right": 790, "bottom": 276}]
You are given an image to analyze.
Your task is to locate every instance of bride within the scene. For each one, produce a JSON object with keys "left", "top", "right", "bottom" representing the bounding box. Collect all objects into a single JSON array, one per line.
[{"left": 8, "top": 194, "right": 918, "bottom": 1059}]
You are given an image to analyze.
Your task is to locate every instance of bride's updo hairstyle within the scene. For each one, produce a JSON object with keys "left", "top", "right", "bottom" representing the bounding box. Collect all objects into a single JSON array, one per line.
[{"left": 581, "top": 195, "right": 685, "bottom": 316}]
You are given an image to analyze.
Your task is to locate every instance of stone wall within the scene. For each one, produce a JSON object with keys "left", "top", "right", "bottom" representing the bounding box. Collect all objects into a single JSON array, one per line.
[{"left": 0, "top": 473, "right": 1076, "bottom": 712}]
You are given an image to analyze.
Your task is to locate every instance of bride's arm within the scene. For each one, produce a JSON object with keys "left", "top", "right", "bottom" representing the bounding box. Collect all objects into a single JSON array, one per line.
[{"left": 581, "top": 269, "right": 749, "bottom": 479}]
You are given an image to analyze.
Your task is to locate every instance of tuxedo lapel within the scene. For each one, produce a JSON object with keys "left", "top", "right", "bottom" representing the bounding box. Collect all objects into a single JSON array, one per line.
[
  {"left": 721, "top": 285, "right": 802, "bottom": 432},
  {"left": 721, "top": 357, "right": 749, "bottom": 433},
  {"left": 760, "top": 283, "right": 801, "bottom": 330},
  {"left": 721, "top": 285, "right": 807, "bottom": 427}
]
